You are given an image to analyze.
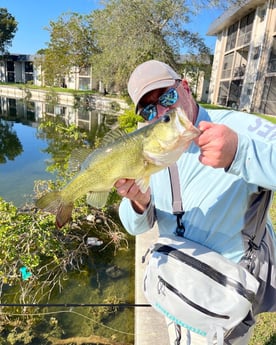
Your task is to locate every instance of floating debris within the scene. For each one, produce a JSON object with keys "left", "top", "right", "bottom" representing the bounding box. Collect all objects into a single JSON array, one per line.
[
  {"left": 86, "top": 214, "right": 95, "bottom": 222},
  {"left": 87, "top": 237, "right": 103, "bottom": 247},
  {"left": 105, "top": 265, "right": 124, "bottom": 279},
  {"left": 19, "top": 266, "right": 32, "bottom": 281}
]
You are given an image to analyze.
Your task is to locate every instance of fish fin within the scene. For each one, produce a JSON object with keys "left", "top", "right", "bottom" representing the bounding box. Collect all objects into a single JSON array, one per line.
[
  {"left": 135, "top": 176, "right": 150, "bottom": 193},
  {"left": 69, "top": 146, "right": 92, "bottom": 172},
  {"left": 143, "top": 147, "right": 185, "bottom": 166},
  {"left": 86, "top": 191, "right": 110, "bottom": 208},
  {"left": 35, "top": 191, "right": 63, "bottom": 213},
  {"left": 56, "top": 203, "right": 74, "bottom": 229},
  {"left": 35, "top": 191, "right": 73, "bottom": 228},
  {"left": 143, "top": 150, "right": 169, "bottom": 166},
  {"left": 100, "top": 128, "right": 128, "bottom": 147}
]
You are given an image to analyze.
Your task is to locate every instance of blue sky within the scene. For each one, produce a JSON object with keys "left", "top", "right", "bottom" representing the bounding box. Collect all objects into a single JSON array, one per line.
[{"left": 1, "top": 0, "right": 223, "bottom": 55}]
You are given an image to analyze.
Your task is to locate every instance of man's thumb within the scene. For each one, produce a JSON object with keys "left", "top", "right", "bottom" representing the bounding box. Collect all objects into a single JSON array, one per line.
[{"left": 198, "top": 121, "right": 213, "bottom": 132}]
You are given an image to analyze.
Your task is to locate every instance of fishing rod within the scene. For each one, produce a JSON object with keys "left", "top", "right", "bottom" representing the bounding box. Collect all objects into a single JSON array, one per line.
[{"left": 0, "top": 303, "right": 151, "bottom": 308}]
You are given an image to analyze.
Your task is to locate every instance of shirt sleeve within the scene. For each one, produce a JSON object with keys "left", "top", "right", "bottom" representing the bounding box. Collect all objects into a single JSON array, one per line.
[
  {"left": 118, "top": 197, "right": 156, "bottom": 235},
  {"left": 227, "top": 126, "right": 276, "bottom": 191}
]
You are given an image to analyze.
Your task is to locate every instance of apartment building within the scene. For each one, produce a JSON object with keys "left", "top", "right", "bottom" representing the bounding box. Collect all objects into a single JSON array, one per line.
[
  {"left": 0, "top": 54, "right": 38, "bottom": 84},
  {"left": 207, "top": 0, "right": 276, "bottom": 115},
  {"left": 0, "top": 54, "right": 95, "bottom": 91}
]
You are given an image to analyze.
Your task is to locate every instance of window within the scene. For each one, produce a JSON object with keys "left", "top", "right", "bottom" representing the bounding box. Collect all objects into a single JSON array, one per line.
[
  {"left": 54, "top": 106, "right": 66, "bottom": 116},
  {"left": 233, "top": 47, "right": 248, "bottom": 77},
  {"left": 24, "top": 62, "right": 34, "bottom": 83},
  {"left": 45, "top": 103, "right": 54, "bottom": 114},
  {"left": 7, "top": 72, "right": 15, "bottom": 82},
  {"left": 217, "top": 81, "right": 230, "bottom": 106},
  {"left": 221, "top": 53, "right": 234, "bottom": 79},
  {"left": 25, "top": 74, "right": 33, "bottom": 82},
  {"left": 226, "top": 23, "right": 238, "bottom": 51},
  {"left": 26, "top": 102, "right": 35, "bottom": 121},
  {"left": 25, "top": 62, "right": 33, "bottom": 73},
  {"left": 268, "top": 36, "right": 276, "bottom": 73},
  {"left": 79, "top": 77, "right": 91, "bottom": 90},
  {"left": 237, "top": 11, "right": 255, "bottom": 47},
  {"left": 8, "top": 98, "right": 17, "bottom": 117},
  {"left": 79, "top": 66, "right": 91, "bottom": 76},
  {"left": 7, "top": 61, "right": 14, "bottom": 72},
  {"left": 228, "top": 80, "right": 243, "bottom": 108},
  {"left": 260, "top": 76, "right": 276, "bottom": 115}
]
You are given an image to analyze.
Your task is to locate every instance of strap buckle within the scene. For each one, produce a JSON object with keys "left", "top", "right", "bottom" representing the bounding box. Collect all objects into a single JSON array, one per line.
[
  {"left": 174, "top": 212, "right": 185, "bottom": 237},
  {"left": 248, "top": 237, "right": 260, "bottom": 251}
]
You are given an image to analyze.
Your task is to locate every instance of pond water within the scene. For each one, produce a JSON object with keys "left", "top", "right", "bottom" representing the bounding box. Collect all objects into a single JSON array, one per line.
[
  {"left": 0, "top": 122, "right": 53, "bottom": 206},
  {"left": 0, "top": 96, "right": 135, "bottom": 344},
  {"left": 0, "top": 96, "right": 119, "bottom": 207}
]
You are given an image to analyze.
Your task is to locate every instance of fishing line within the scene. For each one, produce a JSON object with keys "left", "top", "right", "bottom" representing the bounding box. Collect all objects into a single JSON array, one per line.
[
  {"left": 0, "top": 303, "right": 151, "bottom": 307},
  {"left": 0, "top": 309, "right": 135, "bottom": 336},
  {"left": 0, "top": 304, "right": 156, "bottom": 337}
]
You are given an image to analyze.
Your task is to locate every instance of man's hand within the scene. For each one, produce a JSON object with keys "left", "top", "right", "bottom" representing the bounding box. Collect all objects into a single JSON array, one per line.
[
  {"left": 194, "top": 121, "right": 238, "bottom": 169},
  {"left": 115, "top": 179, "right": 151, "bottom": 214}
]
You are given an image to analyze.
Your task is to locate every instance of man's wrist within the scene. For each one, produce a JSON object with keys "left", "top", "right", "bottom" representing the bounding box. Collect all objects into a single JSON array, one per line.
[{"left": 131, "top": 197, "right": 151, "bottom": 214}]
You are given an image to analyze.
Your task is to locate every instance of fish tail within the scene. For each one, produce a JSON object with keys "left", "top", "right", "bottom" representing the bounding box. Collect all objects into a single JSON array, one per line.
[{"left": 35, "top": 191, "right": 74, "bottom": 228}]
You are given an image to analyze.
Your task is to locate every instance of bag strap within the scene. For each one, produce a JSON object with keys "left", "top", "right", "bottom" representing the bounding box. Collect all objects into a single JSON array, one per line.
[
  {"left": 168, "top": 163, "right": 183, "bottom": 214},
  {"left": 245, "top": 188, "right": 272, "bottom": 249},
  {"left": 168, "top": 164, "right": 269, "bottom": 249},
  {"left": 168, "top": 163, "right": 185, "bottom": 236}
]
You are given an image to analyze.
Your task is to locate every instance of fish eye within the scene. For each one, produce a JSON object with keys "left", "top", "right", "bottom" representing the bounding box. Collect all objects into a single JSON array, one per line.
[{"left": 161, "top": 114, "right": 170, "bottom": 123}]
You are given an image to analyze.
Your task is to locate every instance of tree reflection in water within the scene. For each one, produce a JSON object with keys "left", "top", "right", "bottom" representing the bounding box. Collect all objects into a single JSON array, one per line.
[{"left": 0, "top": 119, "right": 23, "bottom": 163}]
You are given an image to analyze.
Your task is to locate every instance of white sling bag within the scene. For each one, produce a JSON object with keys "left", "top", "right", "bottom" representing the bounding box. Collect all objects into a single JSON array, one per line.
[{"left": 143, "top": 164, "right": 260, "bottom": 345}]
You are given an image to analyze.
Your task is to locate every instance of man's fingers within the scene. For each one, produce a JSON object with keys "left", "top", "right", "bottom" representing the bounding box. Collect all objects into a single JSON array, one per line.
[{"left": 114, "top": 179, "right": 126, "bottom": 188}]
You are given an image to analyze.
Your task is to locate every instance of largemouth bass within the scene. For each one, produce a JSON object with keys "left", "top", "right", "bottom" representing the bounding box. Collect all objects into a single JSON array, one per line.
[{"left": 36, "top": 107, "right": 200, "bottom": 228}]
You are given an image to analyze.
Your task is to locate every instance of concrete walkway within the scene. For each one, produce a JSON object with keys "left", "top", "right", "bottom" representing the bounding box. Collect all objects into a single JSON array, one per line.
[{"left": 135, "top": 225, "right": 170, "bottom": 345}]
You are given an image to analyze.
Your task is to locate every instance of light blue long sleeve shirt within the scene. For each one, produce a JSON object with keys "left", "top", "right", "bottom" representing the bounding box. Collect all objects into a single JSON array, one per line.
[{"left": 119, "top": 107, "right": 276, "bottom": 264}]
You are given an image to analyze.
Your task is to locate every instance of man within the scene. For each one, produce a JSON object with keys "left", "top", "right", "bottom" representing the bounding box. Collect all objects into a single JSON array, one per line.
[{"left": 115, "top": 60, "right": 276, "bottom": 344}]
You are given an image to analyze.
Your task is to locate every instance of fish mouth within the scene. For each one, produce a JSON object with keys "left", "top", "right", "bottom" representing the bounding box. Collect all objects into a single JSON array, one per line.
[{"left": 169, "top": 107, "right": 201, "bottom": 138}]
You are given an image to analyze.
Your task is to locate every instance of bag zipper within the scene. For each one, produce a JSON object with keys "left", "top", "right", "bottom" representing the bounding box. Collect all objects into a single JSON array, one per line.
[
  {"left": 158, "top": 275, "right": 229, "bottom": 319},
  {"left": 155, "top": 244, "right": 256, "bottom": 302}
]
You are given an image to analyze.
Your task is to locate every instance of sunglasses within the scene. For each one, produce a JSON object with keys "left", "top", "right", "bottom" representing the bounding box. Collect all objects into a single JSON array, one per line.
[{"left": 138, "top": 81, "right": 180, "bottom": 121}]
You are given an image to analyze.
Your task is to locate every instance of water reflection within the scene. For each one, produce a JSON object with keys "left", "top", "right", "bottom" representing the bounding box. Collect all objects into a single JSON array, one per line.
[
  {"left": 0, "top": 120, "right": 23, "bottom": 163},
  {"left": 0, "top": 94, "right": 119, "bottom": 131},
  {"left": 0, "top": 96, "right": 118, "bottom": 207}
]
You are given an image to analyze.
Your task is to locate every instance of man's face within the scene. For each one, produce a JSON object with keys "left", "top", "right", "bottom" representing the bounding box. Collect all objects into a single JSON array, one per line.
[{"left": 137, "top": 80, "right": 190, "bottom": 122}]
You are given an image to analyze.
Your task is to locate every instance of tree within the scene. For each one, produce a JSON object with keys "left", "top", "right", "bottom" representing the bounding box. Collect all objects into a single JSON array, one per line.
[
  {"left": 90, "top": 0, "right": 211, "bottom": 91},
  {"left": 184, "top": 0, "right": 248, "bottom": 8},
  {"left": 39, "top": 12, "right": 99, "bottom": 86},
  {"left": 91, "top": 0, "right": 251, "bottom": 91},
  {"left": 0, "top": 8, "right": 17, "bottom": 54},
  {"left": 91, "top": 0, "right": 244, "bottom": 91},
  {"left": 41, "top": 0, "right": 247, "bottom": 90}
]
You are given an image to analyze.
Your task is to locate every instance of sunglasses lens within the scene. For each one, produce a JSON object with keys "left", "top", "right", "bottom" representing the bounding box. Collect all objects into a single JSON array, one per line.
[
  {"left": 159, "top": 88, "right": 178, "bottom": 107},
  {"left": 140, "top": 104, "right": 157, "bottom": 121},
  {"left": 139, "top": 85, "right": 179, "bottom": 120}
]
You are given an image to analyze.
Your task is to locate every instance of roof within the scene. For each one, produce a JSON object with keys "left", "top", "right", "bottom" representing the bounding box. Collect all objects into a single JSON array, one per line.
[
  {"left": 207, "top": 0, "right": 266, "bottom": 36},
  {"left": 3, "top": 54, "right": 36, "bottom": 61}
]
